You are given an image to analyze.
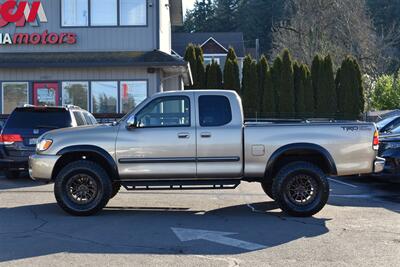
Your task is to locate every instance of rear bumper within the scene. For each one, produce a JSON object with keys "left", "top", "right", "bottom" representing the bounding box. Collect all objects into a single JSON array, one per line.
[
  {"left": 0, "top": 158, "right": 28, "bottom": 171},
  {"left": 373, "top": 157, "right": 386, "bottom": 173},
  {"left": 29, "top": 154, "right": 60, "bottom": 182}
]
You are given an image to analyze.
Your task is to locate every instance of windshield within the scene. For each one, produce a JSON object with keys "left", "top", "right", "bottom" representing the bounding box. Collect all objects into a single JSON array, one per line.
[{"left": 376, "top": 117, "right": 395, "bottom": 129}]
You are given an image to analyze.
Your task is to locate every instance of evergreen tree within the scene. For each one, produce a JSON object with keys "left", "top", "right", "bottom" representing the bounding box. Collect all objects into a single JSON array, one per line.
[
  {"left": 241, "top": 55, "right": 259, "bottom": 116},
  {"left": 257, "top": 55, "right": 269, "bottom": 112},
  {"left": 206, "top": 61, "right": 223, "bottom": 89},
  {"left": 302, "top": 64, "right": 314, "bottom": 117},
  {"left": 278, "top": 49, "right": 295, "bottom": 117},
  {"left": 184, "top": 44, "right": 197, "bottom": 89},
  {"left": 271, "top": 54, "right": 283, "bottom": 115},
  {"left": 182, "top": 0, "right": 215, "bottom": 32},
  {"left": 224, "top": 47, "right": 241, "bottom": 93},
  {"left": 261, "top": 59, "right": 275, "bottom": 117},
  {"left": 313, "top": 54, "right": 337, "bottom": 118},
  {"left": 293, "top": 61, "right": 305, "bottom": 116},
  {"left": 194, "top": 46, "right": 206, "bottom": 89},
  {"left": 336, "top": 57, "right": 365, "bottom": 119}
]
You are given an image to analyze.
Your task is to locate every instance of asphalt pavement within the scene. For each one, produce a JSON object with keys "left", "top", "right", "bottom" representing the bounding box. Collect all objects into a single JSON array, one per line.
[{"left": 0, "top": 173, "right": 399, "bottom": 266}]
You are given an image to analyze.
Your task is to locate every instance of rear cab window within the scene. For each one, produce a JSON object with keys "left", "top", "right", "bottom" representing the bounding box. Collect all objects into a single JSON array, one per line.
[
  {"left": 199, "top": 96, "right": 232, "bottom": 127},
  {"left": 4, "top": 108, "right": 72, "bottom": 131}
]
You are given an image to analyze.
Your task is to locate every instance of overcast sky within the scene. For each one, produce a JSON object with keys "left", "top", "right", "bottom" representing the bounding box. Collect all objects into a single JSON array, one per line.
[{"left": 183, "top": 0, "right": 196, "bottom": 13}]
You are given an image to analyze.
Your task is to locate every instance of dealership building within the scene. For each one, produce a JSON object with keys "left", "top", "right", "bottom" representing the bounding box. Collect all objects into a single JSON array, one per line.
[{"left": 0, "top": 0, "right": 191, "bottom": 115}]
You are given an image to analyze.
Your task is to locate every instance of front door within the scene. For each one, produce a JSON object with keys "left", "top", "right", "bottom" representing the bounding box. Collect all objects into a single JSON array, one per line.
[
  {"left": 33, "top": 82, "right": 59, "bottom": 106},
  {"left": 116, "top": 93, "right": 196, "bottom": 179}
]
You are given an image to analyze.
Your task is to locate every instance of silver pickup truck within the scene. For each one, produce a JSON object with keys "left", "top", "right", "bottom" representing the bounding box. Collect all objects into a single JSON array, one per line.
[{"left": 29, "top": 90, "right": 385, "bottom": 217}]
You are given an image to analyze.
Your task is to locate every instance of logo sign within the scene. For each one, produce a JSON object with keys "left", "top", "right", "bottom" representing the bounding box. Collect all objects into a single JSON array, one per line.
[
  {"left": 0, "top": 0, "right": 77, "bottom": 45},
  {"left": 0, "top": 0, "right": 47, "bottom": 27}
]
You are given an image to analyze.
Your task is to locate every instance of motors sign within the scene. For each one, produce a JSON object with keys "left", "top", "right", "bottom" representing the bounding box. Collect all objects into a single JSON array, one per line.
[{"left": 0, "top": 0, "right": 77, "bottom": 45}]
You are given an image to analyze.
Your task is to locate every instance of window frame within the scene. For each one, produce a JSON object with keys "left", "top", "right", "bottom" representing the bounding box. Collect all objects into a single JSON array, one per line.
[
  {"left": 90, "top": 81, "right": 119, "bottom": 114},
  {"left": 1, "top": 82, "right": 29, "bottom": 114},
  {"left": 60, "top": 0, "right": 148, "bottom": 28},
  {"left": 133, "top": 96, "right": 191, "bottom": 129},
  {"left": 62, "top": 81, "right": 89, "bottom": 110},
  {"left": 198, "top": 95, "right": 232, "bottom": 127},
  {"left": 119, "top": 80, "right": 148, "bottom": 114},
  {"left": 61, "top": 0, "right": 89, "bottom": 27}
]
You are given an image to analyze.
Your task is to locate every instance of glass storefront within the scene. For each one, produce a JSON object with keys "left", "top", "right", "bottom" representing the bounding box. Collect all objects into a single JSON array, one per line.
[
  {"left": 1, "top": 80, "right": 148, "bottom": 114},
  {"left": 2, "top": 82, "right": 29, "bottom": 114}
]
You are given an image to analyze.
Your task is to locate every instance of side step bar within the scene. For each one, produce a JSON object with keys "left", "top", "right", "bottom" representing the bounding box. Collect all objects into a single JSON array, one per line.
[{"left": 121, "top": 179, "right": 241, "bottom": 191}]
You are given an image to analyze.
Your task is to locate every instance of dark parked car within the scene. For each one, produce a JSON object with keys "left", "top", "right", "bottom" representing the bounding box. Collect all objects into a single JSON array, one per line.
[
  {"left": 0, "top": 105, "right": 97, "bottom": 179},
  {"left": 377, "top": 126, "right": 400, "bottom": 181},
  {"left": 376, "top": 115, "right": 400, "bottom": 133}
]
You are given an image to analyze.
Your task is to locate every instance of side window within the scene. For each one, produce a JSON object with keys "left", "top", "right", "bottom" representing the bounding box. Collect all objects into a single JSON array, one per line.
[
  {"left": 83, "top": 112, "right": 93, "bottom": 125},
  {"left": 73, "top": 111, "right": 85, "bottom": 126},
  {"left": 136, "top": 96, "right": 190, "bottom": 128},
  {"left": 199, "top": 96, "right": 232, "bottom": 127}
]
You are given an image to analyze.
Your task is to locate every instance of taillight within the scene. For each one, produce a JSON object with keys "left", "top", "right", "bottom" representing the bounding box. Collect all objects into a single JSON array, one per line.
[
  {"left": 0, "top": 134, "right": 23, "bottom": 144},
  {"left": 373, "top": 130, "right": 379, "bottom": 150}
]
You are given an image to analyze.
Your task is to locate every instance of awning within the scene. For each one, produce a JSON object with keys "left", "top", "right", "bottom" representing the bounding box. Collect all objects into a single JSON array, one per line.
[{"left": 0, "top": 50, "right": 192, "bottom": 85}]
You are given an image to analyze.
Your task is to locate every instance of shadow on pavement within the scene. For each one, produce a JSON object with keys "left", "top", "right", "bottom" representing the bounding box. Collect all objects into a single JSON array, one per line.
[
  {"left": 328, "top": 176, "right": 400, "bottom": 213},
  {"left": 0, "top": 202, "right": 329, "bottom": 262},
  {"left": 0, "top": 173, "right": 44, "bottom": 190}
]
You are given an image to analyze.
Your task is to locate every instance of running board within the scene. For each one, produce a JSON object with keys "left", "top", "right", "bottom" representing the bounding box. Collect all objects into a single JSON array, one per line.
[{"left": 121, "top": 179, "right": 241, "bottom": 191}]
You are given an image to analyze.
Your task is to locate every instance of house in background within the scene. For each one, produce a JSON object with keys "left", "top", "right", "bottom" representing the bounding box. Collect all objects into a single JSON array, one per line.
[{"left": 172, "top": 32, "right": 245, "bottom": 74}]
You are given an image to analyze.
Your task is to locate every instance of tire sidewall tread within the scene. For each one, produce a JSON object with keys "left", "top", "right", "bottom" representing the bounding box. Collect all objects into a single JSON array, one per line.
[
  {"left": 272, "top": 161, "right": 330, "bottom": 217},
  {"left": 54, "top": 160, "right": 112, "bottom": 216}
]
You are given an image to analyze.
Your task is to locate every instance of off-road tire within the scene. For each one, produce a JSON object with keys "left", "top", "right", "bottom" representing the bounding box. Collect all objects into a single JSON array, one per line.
[
  {"left": 4, "top": 170, "right": 20, "bottom": 179},
  {"left": 54, "top": 160, "right": 112, "bottom": 216},
  {"left": 261, "top": 180, "right": 274, "bottom": 200},
  {"left": 111, "top": 182, "right": 121, "bottom": 199},
  {"left": 272, "top": 161, "right": 329, "bottom": 217}
]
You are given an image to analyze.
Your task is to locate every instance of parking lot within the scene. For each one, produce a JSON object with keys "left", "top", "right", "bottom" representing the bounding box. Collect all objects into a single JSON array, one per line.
[{"left": 0, "top": 174, "right": 399, "bottom": 266}]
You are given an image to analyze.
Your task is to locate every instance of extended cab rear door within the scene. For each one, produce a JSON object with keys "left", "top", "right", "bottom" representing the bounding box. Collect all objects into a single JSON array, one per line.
[{"left": 195, "top": 92, "right": 244, "bottom": 178}]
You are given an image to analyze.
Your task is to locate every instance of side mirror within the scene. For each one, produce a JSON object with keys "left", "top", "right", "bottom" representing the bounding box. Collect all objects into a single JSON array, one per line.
[{"left": 126, "top": 116, "right": 138, "bottom": 129}]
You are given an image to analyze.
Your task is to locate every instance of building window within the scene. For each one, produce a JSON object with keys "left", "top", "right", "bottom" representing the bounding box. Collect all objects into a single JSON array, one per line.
[
  {"left": 2, "top": 82, "right": 29, "bottom": 114},
  {"left": 204, "top": 57, "right": 220, "bottom": 66},
  {"left": 91, "top": 81, "right": 118, "bottom": 113},
  {"left": 120, "top": 81, "right": 147, "bottom": 113},
  {"left": 62, "top": 0, "right": 89, "bottom": 26},
  {"left": 62, "top": 82, "right": 89, "bottom": 110},
  {"left": 90, "top": 0, "right": 118, "bottom": 26},
  {"left": 120, "top": 0, "right": 147, "bottom": 26}
]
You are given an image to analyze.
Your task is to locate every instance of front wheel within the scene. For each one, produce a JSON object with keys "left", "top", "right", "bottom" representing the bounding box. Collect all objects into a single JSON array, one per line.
[
  {"left": 54, "top": 160, "right": 112, "bottom": 216},
  {"left": 261, "top": 180, "right": 274, "bottom": 200},
  {"left": 272, "top": 161, "right": 329, "bottom": 217}
]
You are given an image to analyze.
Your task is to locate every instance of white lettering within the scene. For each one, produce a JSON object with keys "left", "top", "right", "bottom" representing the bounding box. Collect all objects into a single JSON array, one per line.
[{"left": 0, "top": 33, "right": 13, "bottom": 45}]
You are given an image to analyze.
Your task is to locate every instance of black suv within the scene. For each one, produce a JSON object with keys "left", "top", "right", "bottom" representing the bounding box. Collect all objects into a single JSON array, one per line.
[{"left": 0, "top": 105, "right": 97, "bottom": 178}]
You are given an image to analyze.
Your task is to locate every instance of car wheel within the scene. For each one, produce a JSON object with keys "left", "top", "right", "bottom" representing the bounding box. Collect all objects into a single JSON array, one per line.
[
  {"left": 110, "top": 182, "right": 121, "bottom": 199},
  {"left": 4, "top": 170, "right": 20, "bottom": 179},
  {"left": 272, "top": 161, "right": 329, "bottom": 217},
  {"left": 54, "top": 160, "right": 112, "bottom": 216},
  {"left": 261, "top": 180, "right": 274, "bottom": 200}
]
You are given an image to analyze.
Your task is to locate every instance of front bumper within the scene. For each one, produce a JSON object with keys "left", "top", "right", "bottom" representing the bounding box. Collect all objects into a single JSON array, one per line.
[
  {"left": 29, "top": 154, "right": 60, "bottom": 182},
  {"left": 373, "top": 157, "right": 386, "bottom": 173}
]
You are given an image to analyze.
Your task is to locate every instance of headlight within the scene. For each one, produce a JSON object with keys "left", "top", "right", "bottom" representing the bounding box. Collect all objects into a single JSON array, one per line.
[{"left": 37, "top": 139, "right": 53, "bottom": 152}]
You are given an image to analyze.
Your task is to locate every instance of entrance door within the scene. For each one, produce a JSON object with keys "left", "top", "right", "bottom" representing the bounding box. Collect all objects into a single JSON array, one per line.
[{"left": 33, "top": 82, "right": 59, "bottom": 106}]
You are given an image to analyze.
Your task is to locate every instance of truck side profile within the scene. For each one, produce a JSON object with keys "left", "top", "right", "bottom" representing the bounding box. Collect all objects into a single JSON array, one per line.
[{"left": 29, "top": 90, "right": 385, "bottom": 217}]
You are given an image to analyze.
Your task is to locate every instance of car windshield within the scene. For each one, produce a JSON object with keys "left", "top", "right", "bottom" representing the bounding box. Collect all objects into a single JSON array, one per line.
[
  {"left": 5, "top": 109, "right": 72, "bottom": 129},
  {"left": 376, "top": 117, "right": 395, "bottom": 129}
]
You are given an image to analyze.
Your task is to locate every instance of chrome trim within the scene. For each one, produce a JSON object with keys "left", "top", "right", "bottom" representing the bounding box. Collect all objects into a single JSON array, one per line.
[{"left": 118, "top": 156, "right": 241, "bottom": 164}]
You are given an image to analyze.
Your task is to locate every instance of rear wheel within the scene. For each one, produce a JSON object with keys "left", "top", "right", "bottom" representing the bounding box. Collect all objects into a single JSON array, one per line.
[
  {"left": 261, "top": 180, "right": 274, "bottom": 200},
  {"left": 54, "top": 160, "right": 112, "bottom": 216},
  {"left": 272, "top": 161, "right": 329, "bottom": 217},
  {"left": 4, "top": 170, "right": 20, "bottom": 179}
]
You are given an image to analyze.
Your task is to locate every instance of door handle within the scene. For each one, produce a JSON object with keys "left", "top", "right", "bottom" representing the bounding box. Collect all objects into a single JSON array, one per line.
[
  {"left": 178, "top": 132, "right": 190, "bottom": 139},
  {"left": 201, "top": 132, "right": 212, "bottom": 138}
]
